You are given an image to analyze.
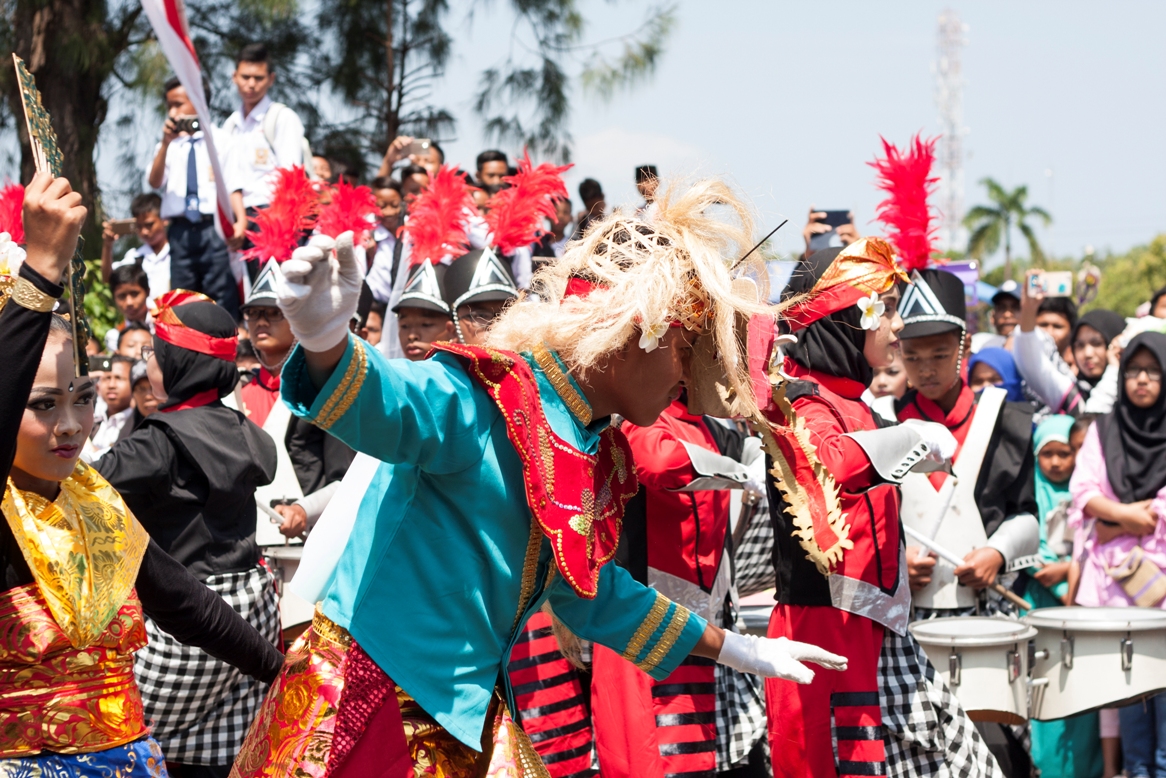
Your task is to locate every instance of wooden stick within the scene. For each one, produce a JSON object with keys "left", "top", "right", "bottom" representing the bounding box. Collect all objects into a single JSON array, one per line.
[{"left": 904, "top": 525, "right": 1031, "bottom": 612}]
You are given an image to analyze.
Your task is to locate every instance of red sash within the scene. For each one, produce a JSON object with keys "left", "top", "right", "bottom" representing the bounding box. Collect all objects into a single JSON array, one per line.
[{"left": 431, "top": 343, "right": 638, "bottom": 599}]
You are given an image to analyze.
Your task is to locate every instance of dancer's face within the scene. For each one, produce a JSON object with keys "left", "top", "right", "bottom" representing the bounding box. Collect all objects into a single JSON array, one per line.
[
  {"left": 12, "top": 334, "right": 95, "bottom": 496},
  {"left": 862, "top": 290, "right": 903, "bottom": 369},
  {"left": 604, "top": 327, "right": 695, "bottom": 427}
]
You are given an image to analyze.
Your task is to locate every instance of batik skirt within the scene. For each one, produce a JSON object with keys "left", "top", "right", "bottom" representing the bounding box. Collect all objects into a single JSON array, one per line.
[
  {"left": 0, "top": 737, "right": 168, "bottom": 777},
  {"left": 230, "top": 608, "right": 550, "bottom": 778}
]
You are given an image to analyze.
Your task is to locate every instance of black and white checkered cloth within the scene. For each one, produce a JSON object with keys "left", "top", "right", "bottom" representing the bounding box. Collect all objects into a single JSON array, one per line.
[
  {"left": 715, "top": 661, "right": 768, "bottom": 771},
  {"left": 880, "top": 629, "right": 1003, "bottom": 778},
  {"left": 733, "top": 499, "right": 775, "bottom": 598},
  {"left": 135, "top": 566, "right": 280, "bottom": 766}
]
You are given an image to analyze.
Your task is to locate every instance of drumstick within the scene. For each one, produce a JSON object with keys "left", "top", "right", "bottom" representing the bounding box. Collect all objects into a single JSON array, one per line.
[
  {"left": 903, "top": 525, "right": 1031, "bottom": 612},
  {"left": 256, "top": 498, "right": 286, "bottom": 526}
]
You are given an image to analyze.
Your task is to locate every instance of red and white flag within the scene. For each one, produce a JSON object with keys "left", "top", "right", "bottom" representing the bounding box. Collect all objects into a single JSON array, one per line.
[{"left": 139, "top": 0, "right": 233, "bottom": 242}]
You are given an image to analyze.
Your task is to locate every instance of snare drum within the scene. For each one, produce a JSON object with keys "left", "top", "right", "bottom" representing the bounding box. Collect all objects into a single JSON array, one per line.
[
  {"left": 909, "top": 617, "right": 1038, "bottom": 725},
  {"left": 1025, "top": 606, "right": 1166, "bottom": 721},
  {"left": 263, "top": 545, "right": 315, "bottom": 634}
]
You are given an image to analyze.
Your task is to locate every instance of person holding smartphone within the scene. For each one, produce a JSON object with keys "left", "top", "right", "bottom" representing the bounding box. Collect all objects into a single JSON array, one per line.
[{"left": 802, "top": 207, "right": 861, "bottom": 256}]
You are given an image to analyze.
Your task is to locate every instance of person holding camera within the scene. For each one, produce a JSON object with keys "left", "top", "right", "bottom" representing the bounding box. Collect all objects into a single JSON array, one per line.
[{"left": 148, "top": 76, "right": 243, "bottom": 318}]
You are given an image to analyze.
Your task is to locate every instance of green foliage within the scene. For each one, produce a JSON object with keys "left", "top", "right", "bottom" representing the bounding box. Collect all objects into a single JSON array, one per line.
[
  {"left": 963, "top": 177, "right": 1052, "bottom": 280},
  {"left": 580, "top": 5, "right": 675, "bottom": 99},
  {"left": 1089, "top": 235, "right": 1166, "bottom": 317},
  {"left": 80, "top": 258, "right": 119, "bottom": 343}
]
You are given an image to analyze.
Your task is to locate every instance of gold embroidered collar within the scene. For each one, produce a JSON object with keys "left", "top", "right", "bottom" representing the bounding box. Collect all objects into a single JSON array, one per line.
[
  {"left": 2, "top": 462, "right": 149, "bottom": 648},
  {"left": 532, "top": 344, "right": 593, "bottom": 426}
]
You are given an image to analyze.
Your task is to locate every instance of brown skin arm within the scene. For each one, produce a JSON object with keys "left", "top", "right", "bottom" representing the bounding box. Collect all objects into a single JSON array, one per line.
[
  {"left": 954, "top": 547, "right": 1005, "bottom": 590},
  {"left": 100, "top": 221, "right": 117, "bottom": 283},
  {"left": 304, "top": 341, "right": 349, "bottom": 389},
  {"left": 690, "top": 624, "right": 726, "bottom": 660},
  {"left": 906, "top": 546, "right": 937, "bottom": 591},
  {"left": 1086, "top": 495, "right": 1157, "bottom": 539},
  {"left": 1033, "top": 560, "right": 1071, "bottom": 588}
]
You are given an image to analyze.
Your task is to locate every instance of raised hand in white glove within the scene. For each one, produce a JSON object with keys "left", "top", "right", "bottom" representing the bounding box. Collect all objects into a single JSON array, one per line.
[
  {"left": 716, "top": 631, "right": 847, "bottom": 684},
  {"left": 274, "top": 231, "right": 364, "bottom": 353},
  {"left": 901, "top": 418, "right": 958, "bottom": 467}
]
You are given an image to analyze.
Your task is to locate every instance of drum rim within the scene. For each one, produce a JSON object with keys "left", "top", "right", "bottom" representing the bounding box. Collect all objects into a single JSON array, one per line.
[
  {"left": 263, "top": 544, "right": 305, "bottom": 558},
  {"left": 908, "top": 616, "right": 1038, "bottom": 646},
  {"left": 1024, "top": 605, "right": 1166, "bottom": 632}
]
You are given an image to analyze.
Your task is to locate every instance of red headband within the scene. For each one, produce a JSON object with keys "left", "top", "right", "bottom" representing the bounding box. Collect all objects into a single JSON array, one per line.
[{"left": 153, "top": 290, "right": 238, "bottom": 361}]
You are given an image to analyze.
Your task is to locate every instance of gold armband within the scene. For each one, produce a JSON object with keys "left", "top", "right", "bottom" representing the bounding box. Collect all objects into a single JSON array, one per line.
[{"left": 11, "top": 276, "right": 57, "bottom": 313}]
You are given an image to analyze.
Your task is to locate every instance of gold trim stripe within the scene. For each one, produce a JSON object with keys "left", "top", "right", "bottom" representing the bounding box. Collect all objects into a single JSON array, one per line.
[
  {"left": 638, "top": 604, "right": 691, "bottom": 674},
  {"left": 621, "top": 591, "right": 669, "bottom": 664},
  {"left": 532, "top": 343, "right": 592, "bottom": 426},
  {"left": 315, "top": 339, "right": 368, "bottom": 431}
]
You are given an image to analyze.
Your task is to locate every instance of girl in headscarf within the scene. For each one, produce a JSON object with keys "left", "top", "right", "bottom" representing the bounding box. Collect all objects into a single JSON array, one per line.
[
  {"left": 1013, "top": 276, "right": 1125, "bottom": 415},
  {"left": 1070, "top": 331, "right": 1166, "bottom": 778},
  {"left": 0, "top": 174, "right": 282, "bottom": 776},
  {"left": 1025, "top": 414, "right": 1104, "bottom": 778},
  {"left": 765, "top": 240, "right": 1001, "bottom": 778},
  {"left": 97, "top": 290, "right": 280, "bottom": 778},
  {"left": 967, "top": 347, "right": 1027, "bottom": 403}
]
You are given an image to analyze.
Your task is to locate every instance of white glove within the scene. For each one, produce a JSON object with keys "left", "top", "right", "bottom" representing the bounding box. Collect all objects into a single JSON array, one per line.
[
  {"left": 274, "top": 231, "right": 365, "bottom": 353},
  {"left": 716, "top": 631, "right": 847, "bottom": 684},
  {"left": 901, "top": 418, "right": 958, "bottom": 466}
]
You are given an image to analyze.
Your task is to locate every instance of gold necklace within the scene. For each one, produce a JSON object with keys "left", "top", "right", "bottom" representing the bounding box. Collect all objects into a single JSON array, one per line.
[{"left": 532, "top": 344, "right": 593, "bottom": 426}]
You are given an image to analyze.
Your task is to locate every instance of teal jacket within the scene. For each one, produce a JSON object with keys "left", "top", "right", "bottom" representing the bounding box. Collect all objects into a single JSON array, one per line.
[{"left": 281, "top": 335, "right": 707, "bottom": 749}]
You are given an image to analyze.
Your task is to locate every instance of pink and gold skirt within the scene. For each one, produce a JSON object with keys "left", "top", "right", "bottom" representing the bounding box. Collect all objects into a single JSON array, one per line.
[{"left": 230, "top": 608, "right": 548, "bottom": 778}]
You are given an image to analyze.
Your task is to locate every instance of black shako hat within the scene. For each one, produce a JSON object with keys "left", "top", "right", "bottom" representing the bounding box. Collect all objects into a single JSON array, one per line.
[
  {"left": 392, "top": 259, "right": 451, "bottom": 316},
  {"left": 899, "top": 267, "right": 967, "bottom": 339}
]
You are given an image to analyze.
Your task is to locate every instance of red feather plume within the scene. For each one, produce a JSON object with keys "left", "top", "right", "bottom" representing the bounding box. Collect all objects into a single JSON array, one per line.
[
  {"left": 244, "top": 166, "right": 319, "bottom": 263},
  {"left": 485, "top": 151, "right": 572, "bottom": 255},
  {"left": 869, "top": 134, "right": 939, "bottom": 272},
  {"left": 317, "top": 180, "right": 378, "bottom": 242},
  {"left": 404, "top": 165, "right": 475, "bottom": 266},
  {"left": 0, "top": 183, "right": 24, "bottom": 243}
]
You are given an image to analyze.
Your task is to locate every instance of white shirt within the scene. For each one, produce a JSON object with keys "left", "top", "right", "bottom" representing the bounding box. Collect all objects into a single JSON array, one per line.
[
  {"left": 223, "top": 95, "right": 305, "bottom": 208},
  {"left": 89, "top": 406, "right": 134, "bottom": 461},
  {"left": 365, "top": 224, "right": 399, "bottom": 303},
  {"left": 111, "top": 241, "right": 171, "bottom": 309},
  {"left": 155, "top": 130, "right": 227, "bottom": 220}
]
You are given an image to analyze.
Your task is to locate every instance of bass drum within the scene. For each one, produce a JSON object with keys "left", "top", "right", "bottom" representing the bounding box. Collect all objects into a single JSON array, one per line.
[
  {"left": 1026, "top": 606, "right": 1166, "bottom": 721},
  {"left": 909, "top": 617, "right": 1037, "bottom": 725}
]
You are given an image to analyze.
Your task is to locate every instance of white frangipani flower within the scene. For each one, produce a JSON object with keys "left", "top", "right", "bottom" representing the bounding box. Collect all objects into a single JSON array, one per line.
[
  {"left": 857, "top": 291, "right": 885, "bottom": 331},
  {"left": 638, "top": 321, "right": 669, "bottom": 353}
]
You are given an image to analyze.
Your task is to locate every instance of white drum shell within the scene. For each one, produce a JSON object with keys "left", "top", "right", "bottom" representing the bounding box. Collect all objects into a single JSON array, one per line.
[
  {"left": 264, "top": 545, "right": 314, "bottom": 630},
  {"left": 909, "top": 617, "right": 1038, "bottom": 725},
  {"left": 1025, "top": 606, "right": 1166, "bottom": 721}
]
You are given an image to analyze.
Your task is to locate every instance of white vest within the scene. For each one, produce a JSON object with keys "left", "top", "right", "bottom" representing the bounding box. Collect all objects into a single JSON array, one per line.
[{"left": 900, "top": 387, "right": 1005, "bottom": 609}]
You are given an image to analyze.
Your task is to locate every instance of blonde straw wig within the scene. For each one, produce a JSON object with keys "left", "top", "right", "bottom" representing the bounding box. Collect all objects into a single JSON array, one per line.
[{"left": 487, "top": 178, "right": 777, "bottom": 418}]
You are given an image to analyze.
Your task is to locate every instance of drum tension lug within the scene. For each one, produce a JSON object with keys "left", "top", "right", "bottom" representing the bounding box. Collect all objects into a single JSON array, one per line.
[
  {"left": 948, "top": 650, "right": 961, "bottom": 686},
  {"left": 1007, "top": 648, "right": 1021, "bottom": 683},
  {"left": 1121, "top": 633, "right": 1134, "bottom": 672},
  {"left": 1060, "top": 632, "right": 1074, "bottom": 669}
]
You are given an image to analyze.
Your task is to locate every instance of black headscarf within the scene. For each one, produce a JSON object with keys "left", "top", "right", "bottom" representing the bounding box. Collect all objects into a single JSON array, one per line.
[
  {"left": 1100, "top": 331, "right": 1166, "bottom": 502},
  {"left": 154, "top": 301, "right": 239, "bottom": 411},
  {"left": 782, "top": 248, "right": 873, "bottom": 386},
  {"left": 1072, "top": 309, "right": 1125, "bottom": 389}
]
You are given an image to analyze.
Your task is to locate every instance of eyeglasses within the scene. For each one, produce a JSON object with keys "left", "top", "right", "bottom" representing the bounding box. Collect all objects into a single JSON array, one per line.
[
  {"left": 243, "top": 307, "right": 285, "bottom": 322},
  {"left": 1124, "top": 367, "right": 1163, "bottom": 382},
  {"left": 140, "top": 346, "right": 154, "bottom": 362}
]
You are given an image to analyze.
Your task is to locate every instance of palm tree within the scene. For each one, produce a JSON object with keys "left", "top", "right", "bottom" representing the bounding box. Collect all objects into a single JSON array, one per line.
[{"left": 963, "top": 178, "right": 1053, "bottom": 280}]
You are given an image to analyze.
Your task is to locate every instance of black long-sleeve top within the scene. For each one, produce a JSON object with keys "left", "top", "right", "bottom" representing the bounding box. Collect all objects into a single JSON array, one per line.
[{"left": 0, "top": 263, "right": 281, "bottom": 683}]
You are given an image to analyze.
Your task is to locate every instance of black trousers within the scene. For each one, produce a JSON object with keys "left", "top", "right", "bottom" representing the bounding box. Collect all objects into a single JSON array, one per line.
[{"left": 168, "top": 217, "right": 240, "bottom": 319}]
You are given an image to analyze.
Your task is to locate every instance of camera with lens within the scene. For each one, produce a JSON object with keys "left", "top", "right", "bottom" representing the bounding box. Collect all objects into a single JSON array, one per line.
[{"left": 173, "top": 116, "right": 201, "bottom": 135}]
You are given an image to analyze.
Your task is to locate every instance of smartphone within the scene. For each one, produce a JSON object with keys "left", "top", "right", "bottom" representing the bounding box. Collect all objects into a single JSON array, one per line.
[
  {"left": 808, "top": 210, "right": 852, "bottom": 252},
  {"left": 92, "top": 356, "right": 112, "bottom": 373},
  {"left": 1029, "top": 271, "right": 1074, "bottom": 298},
  {"left": 406, "top": 138, "right": 432, "bottom": 157},
  {"left": 816, "top": 210, "right": 852, "bottom": 228},
  {"left": 109, "top": 218, "right": 135, "bottom": 237}
]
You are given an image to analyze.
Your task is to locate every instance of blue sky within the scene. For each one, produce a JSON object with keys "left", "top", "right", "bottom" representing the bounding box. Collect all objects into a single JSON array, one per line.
[{"left": 431, "top": 0, "right": 1166, "bottom": 263}]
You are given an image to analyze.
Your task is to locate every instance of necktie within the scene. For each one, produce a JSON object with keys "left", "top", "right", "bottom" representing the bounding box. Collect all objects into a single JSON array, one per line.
[{"left": 184, "top": 139, "right": 202, "bottom": 223}]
